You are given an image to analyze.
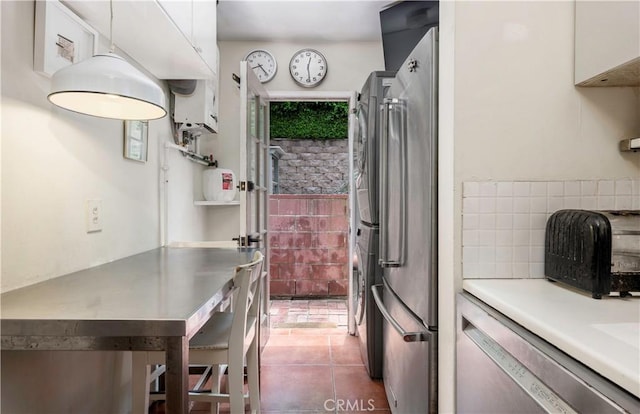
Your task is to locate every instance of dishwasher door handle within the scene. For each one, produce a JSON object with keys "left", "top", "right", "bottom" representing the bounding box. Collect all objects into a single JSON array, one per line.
[{"left": 371, "top": 283, "right": 431, "bottom": 343}]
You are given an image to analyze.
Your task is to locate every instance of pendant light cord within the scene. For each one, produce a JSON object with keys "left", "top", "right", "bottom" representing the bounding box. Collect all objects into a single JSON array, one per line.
[{"left": 109, "top": 0, "right": 115, "bottom": 53}]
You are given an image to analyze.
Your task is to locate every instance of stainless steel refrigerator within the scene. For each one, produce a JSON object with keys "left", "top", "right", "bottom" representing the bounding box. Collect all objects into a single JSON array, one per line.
[
  {"left": 372, "top": 28, "right": 438, "bottom": 413},
  {"left": 354, "top": 70, "right": 395, "bottom": 379}
]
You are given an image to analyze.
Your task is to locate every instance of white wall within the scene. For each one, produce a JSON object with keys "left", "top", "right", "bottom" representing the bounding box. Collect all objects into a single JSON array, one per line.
[
  {"left": 1, "top": 1, "right": 208, "bottom": 411},
  {"left": 204, "top": 40, "right": 385, "bottom": 241}
]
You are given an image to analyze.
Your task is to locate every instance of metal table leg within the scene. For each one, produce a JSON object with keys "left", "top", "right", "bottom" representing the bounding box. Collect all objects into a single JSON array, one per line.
[{"left": 165, "top": 336, "right": 189, "bottom": 414}]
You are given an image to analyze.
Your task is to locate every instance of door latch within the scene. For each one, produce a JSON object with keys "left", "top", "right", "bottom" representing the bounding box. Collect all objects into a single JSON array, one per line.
[{"left": 238, "top": 181, "right": 255, "bottom": 192}]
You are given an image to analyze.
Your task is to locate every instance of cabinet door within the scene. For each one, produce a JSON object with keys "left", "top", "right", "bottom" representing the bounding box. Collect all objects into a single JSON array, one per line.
[
  {"left": 158, "top": 0, "right": 194, "bottom": 42},
  {"left": 192, "top": 0, "right": 218, "bottom": 74},
  {"left": 575, "top": 0, "right": 640, "bottom": 86}
]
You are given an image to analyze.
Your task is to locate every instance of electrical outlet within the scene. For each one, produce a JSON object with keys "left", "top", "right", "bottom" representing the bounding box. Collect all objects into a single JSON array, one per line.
[{"left": 86, "top": 200, "right": 102, "bottom": 233}]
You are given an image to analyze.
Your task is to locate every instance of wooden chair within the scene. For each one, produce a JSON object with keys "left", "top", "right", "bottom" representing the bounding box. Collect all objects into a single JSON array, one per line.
[{"left": 132, "top": 251, "right": 264, "bottom": 414}]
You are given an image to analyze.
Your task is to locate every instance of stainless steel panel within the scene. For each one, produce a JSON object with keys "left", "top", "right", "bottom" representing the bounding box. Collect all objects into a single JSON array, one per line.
[
  {"left": 457, "top": 293, "right": 638, "bottom": 413},
  {"left": 377, "top": 280, "right": 436, "bottom": 413},
  {"left": 382, "top": 29, "right": 438, "bottom": 327},
  {"left": 355, "top": 224, "right": 383, "bottom": 378},
  {"left": 355, "top": 71, "right": 395, "bottom": 225}
]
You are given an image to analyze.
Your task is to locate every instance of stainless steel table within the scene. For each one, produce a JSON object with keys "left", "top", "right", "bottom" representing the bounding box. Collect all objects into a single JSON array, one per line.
[{"left": 1, "top": 247, "right": 254, "bottom": 414}]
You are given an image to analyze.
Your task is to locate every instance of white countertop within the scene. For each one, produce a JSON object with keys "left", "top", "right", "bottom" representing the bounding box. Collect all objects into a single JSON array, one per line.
[{"left": 463, "top": 279, "right": 640, "bottom": 398}]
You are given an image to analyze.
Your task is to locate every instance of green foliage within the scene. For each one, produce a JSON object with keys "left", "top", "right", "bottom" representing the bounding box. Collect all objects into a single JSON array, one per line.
[{"left": 270, "top": 101, "right": 348, "bottom": 139}]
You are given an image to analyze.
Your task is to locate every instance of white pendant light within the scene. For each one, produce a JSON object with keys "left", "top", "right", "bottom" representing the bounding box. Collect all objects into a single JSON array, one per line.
[{"left": 47, "top": 1, "right": 166, "bottom": 120}]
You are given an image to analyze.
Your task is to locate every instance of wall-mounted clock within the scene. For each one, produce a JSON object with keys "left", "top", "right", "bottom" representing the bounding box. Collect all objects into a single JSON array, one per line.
[
  {"left": 289, "top": 49, "right": 328, "bottom": 87},
  {"left": 245, "top": 49, "right": 277, "bottom": 83}
]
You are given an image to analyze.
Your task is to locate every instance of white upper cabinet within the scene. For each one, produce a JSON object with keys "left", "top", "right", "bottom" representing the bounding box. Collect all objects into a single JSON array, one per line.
[
  {"left": 63, "top": 0, "right": 218, "bottom": 79},
  {"left": 575, "top": 0, "right": 640, "bottom": 87}
]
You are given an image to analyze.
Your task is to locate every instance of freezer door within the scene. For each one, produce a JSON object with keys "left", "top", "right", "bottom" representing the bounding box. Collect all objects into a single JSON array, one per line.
[
  {"left": 379, "top": 29, "right": 438, "bottom": 327},
  {"left": 372, "top": 279, "right": 436, "bottom": 413}
]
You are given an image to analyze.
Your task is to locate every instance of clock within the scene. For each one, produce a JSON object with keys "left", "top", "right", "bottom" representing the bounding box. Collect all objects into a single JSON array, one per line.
[
  {"left": 289, "top": 49, "right": 328, "bottom": 87},
  {"left": 245, "top": 49, "right": 277, "bottom": 83}
]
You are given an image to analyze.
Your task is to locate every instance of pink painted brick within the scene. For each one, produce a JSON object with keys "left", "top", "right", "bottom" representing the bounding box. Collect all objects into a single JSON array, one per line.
[
  {"left": 311, "top": 264, "right": 347, "bottom": 281},
  {"left": 327, "top": 248, "right": 349, "bottom": 264},
  {"left": 313, "top": 232, "right": 346, "bottom": 248},
  {"left": 269, "top": 234, "right": 281, "bottom": 248},
  {"left": 279, "top": 198, "right": 309, "bottom": 215},
  {"left": 296, "top": 280, "right": 329, "bottom": 296},
  {"left": 269, "top": 199, "right": 279, "bottom": 215},
  {"left": 295, "top": 249, "right": 327, "bottom": 265},
  {"left": 295, "top": 217, "right": 315, "bottom": 232},
  {"left": 278, "top": 263, "right": 313, "bottom": 280},
  {"left": 327, "top": 216, "right": 348, "bottom": 231},
  {"left": 331, "top": 199, "right": 347, "bottom": 216},
  {"left": 270, "top": 280, "right": 296, "bottom": 296},
  {"left": 270, "top": 249, "right": 295, "bottom": 264},
  {"left": 271, "top": 216, "right": 296, "bottom": 231},
  {"left": 328, "top": 279, "right": 349, "bottom": 296},
  {"left": 313, "top": 199, "right": 333, "bottom": 215},
  {"left": 279, "top": 233, "right": 313, "bottom": 249},
  {"left": 269, "top": 264, "right": 280, "bottom": 279}
]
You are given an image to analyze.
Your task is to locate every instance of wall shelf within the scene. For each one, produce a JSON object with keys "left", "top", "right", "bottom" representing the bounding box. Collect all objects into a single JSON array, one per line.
[{"left": 194, "top": 201, "right": 240, "bottom": 206}]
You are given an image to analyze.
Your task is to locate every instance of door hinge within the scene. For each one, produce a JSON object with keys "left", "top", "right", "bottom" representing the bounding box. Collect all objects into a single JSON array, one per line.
[
  {"left": 238, "top": 181, "right": 255, "bottom": 192},
  {"left": 232, "top": 234, "right": 261, "bottom": 247}
]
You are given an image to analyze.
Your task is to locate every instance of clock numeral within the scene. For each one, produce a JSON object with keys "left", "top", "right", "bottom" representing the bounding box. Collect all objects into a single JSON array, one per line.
[
  {"left": 305, "top": 52, "right": 311, "bottom": 56},
  {"left": 294, "top": 72, "right": 299, "bottom": 76},
  {"left": 320, "top": 66, "right": 324, "bottom": 70},
  {"left": 292, "top": 65, "right": 297, "bottom": 70},
  {"left": 313, "top": 77, "right": 317, "bottom": 82}
]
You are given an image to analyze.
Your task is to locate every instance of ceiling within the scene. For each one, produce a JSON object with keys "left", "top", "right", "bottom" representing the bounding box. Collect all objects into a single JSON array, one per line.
[{"left": 217, "top": 1, "right": 393, "bottom": 42}]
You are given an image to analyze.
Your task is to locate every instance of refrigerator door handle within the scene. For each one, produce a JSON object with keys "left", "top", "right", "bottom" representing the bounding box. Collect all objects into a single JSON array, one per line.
[
  {"left": 379, "top": 98, "right": 406, "bottom": 268},
  {"left": 371, "top": 283, "right": 431, "bottom": 342}
]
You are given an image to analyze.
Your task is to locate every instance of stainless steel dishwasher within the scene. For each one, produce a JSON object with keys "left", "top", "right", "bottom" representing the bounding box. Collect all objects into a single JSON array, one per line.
[{"left": 457, "top": 293, "right": 640, "bottom": 413}]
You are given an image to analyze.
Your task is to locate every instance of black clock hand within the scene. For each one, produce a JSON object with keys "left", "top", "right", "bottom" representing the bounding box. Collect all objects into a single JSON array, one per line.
[
  {"left": 257, "top": 64, "right": 269, "bottom": 76},
  {"left": 307, "top": 57, "right": 311, "bottom": 79}
]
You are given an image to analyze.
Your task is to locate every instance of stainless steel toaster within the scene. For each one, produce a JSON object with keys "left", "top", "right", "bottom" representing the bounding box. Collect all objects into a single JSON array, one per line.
[{"left": 544, "top": 210, "right": 640, "bottom": 299}]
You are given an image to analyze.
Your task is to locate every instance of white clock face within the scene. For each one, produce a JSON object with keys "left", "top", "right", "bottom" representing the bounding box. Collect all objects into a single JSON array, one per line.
[
  {"left": 289, "top": 49, "right": 328, "bottom": 87},
  {"left": 245, "top": 50, "right": 277, "bottom": 83}
]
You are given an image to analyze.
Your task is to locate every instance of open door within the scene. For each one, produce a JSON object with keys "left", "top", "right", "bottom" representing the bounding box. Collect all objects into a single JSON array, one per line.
[{"left": 238, "top": 61, "right": 270, "bottom": 349}]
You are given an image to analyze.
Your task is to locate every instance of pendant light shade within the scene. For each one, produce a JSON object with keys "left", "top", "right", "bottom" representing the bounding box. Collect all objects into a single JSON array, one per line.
[{"left": 48, "top": 53, "right": 167, "bottom": 120}]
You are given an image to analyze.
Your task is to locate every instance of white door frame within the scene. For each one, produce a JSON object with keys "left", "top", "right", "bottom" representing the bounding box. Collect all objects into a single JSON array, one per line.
[{"left": 268, "top": 90, "right": 358, "bottom": 335}]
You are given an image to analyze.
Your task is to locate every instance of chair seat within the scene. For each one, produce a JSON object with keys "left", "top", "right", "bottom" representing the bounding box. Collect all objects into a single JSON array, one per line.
[{"left": 190, "top": 313, "right": 257, "bottom": 350}]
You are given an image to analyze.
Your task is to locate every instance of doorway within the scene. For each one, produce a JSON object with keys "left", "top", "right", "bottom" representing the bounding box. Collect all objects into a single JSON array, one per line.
[{"left": 267, "top": 91, "right": 357, "bottom": 335}]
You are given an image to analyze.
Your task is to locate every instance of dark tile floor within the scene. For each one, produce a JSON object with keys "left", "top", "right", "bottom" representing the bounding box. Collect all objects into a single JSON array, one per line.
[{"left": 184, "top": 299, "right": 390, "bottom": 414}]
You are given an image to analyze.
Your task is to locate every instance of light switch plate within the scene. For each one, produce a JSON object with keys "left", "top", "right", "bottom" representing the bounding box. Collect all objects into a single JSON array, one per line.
[{"left": 86, "top": 200, "right": 102, "bottom": 233}]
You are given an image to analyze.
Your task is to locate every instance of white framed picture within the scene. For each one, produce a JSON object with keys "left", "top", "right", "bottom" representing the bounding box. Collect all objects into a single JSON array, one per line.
[
  {"left": 34, "top": 0, "right": 98, "bottom": 77},
  {"left": 123, "top": 120, "right": 149, "bottom": 163}
]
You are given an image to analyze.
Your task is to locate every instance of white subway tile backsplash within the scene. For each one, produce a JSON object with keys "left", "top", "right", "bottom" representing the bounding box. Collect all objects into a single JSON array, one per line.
[
  {"left": 615, "top": 197, "right": 633, "bottom": 210},
  {"left": 497, "top": 182, "right": 513, "bottom": 197},
  {"left": 530, "top": 197, "right": 547, "bottom": 213},
  {"left": 478, "top": 230, "right": 496, "bottom": 246},
  {"left": 530, "top": 214, "right": 547, "bottom": 230},
  {"left": 496, "top": 230, "right": 513, "bottom": 246},
  {"left": 496, "top": 197, "right": 513, "bottom": 213},
  {"left": 547, "top": 197, "right": 564, "bottom": 213},
  {"left": 513, "top": 182, "right": 530, "bottom": 197},
  {"left": 581, "top": 181, "right": 597, "bottom": 196},
  {"left": 463, "top": 197, "right": 480, "bottom": 213},
  {"left": 564, "top": 181, "right": 581, "bottom": 196},
  {"left": 479, "top": 182, "right": 497, "bottom": 197},
  {"left": 531, "top": 182, "right": 547, "bottom": 196},
  {"left": 548, "top": 181, "right": 564, "bottom": 197},
  {"left": 597, "top": 196, "right": 615, "bottom": 210},
  {"left": 496, "top": 214, "right": 513, "bottom": 229},
  {"left": 615, "top": 179, "right": 632, "bottom": 195},
  {"left": 478, "top": 214, "right": 496, "bottom": 230},
  {"left": 479, "top": 198, "right": 496, "bottom": 213},
  {"left": 463, "top": 214, "right": 479, "bottom": 230},
  {"left": 513, "top": 197, "right": 530, "bottom": 213},
  {"left": 598, "top": 180, "right": 615, "bottom": 196},
  {"left": 581, "top": 197, "right": 597, "bottom": 210},
  {"left": 463, "top": 230, "right": 479, "bottom": 246},
  {"left": 462, "top": 179, "right": 638, "bottom": 281},
  {"left": 463, "top": 182, "right": 480, "bottom": 197}
]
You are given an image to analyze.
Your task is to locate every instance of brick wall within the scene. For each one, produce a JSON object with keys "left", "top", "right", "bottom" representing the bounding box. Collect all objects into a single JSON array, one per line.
[
  {"left": 269, "top": 194, "right": 349, "bottom": 297},
  {"left": 272, "top": 138, "right": 349, "bottom": 194}
]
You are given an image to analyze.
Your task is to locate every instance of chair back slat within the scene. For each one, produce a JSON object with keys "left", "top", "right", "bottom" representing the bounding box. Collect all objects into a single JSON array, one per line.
[{"left": 229, "top": 251, "right": 264, "bottom": 350}]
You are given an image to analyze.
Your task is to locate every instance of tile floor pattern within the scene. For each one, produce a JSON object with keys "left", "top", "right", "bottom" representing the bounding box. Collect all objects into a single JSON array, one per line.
[{"left": 162, "top": 299, "right": 389, "bottom": 414}]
